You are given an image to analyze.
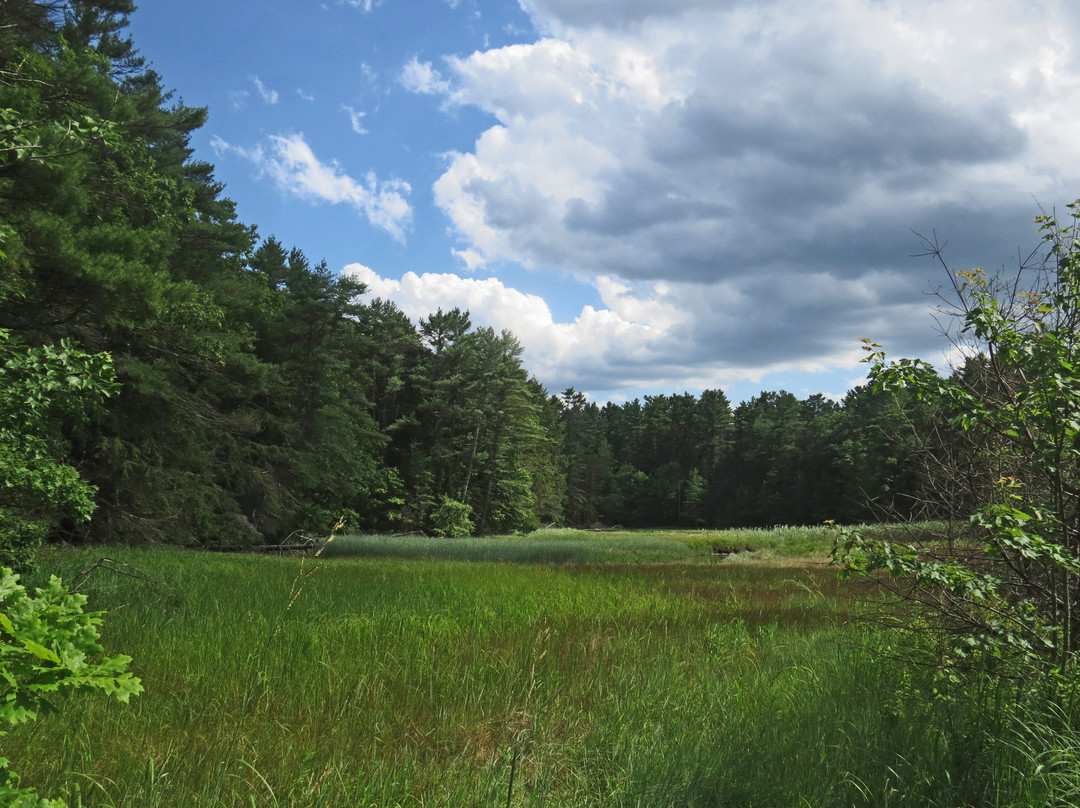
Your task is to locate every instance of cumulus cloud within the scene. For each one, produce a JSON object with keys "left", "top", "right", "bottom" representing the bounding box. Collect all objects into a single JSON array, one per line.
[
  {"left": 212, "top": 133, "right": 412, "bottom": 242},
  {"left": 397, "top": 0, "right": 1080, "bottom": 392},
  {"left": 343, "top": 264, "right": 940, "bottom": 398},
  {"left": 345, "top": 263, "right": 665, "bottom": 391}
]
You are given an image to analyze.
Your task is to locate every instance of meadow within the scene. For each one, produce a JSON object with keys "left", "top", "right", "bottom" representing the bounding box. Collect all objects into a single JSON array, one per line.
[{"left": 8, "top": 527, "right": 1074, "bottom": 807}]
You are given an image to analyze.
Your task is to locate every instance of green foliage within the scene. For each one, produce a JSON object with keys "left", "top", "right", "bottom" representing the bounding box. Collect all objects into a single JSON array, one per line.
[
  {"left": 0, "top": 330, "right": 118, "bottom": 569},
  {"left": 833, "top": 202, "right": 1080, "bottom": 677},
  {"left": 323, "top": 529, "right": 697, "bottom": 563},
  {"left": 429, "top": 496, "right": 475, "bottom": 538},
  {"left": 680, "top": 469, "right": 707, "bottom": 526},
  {"left": 554, "top": 384, "right": 918, "bottom": 530},
  {"left": 489, "top": 466, "right": 541, "bottom": 534},
  {"left": 0, "top": 565, "right": 141, "bottom": 806}
]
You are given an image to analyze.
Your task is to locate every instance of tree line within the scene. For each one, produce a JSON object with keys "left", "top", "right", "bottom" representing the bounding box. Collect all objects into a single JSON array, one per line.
[
  {"left": 0, "top": 0, "right": 950, "bottom": 565},
  {"left": 556, "top": 384, "right": 939, "bottom": 529}
]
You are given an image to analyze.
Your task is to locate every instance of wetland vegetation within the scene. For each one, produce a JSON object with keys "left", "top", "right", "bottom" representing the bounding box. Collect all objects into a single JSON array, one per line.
[{"left": 7, "top": 527, "right": 1076, "bottom": 807}]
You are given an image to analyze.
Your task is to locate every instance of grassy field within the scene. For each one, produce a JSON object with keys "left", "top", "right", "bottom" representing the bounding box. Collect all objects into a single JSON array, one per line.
[
  {"left": 6, "top": 526, "right": 1070, "bottom": 807},
  {"left": 317, "top": 522, "right": 933, "bottom": 564}
]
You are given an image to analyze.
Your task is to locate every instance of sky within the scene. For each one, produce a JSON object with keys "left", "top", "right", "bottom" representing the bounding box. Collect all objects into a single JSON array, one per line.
[{"left": 126, "top": 0, "right": 1080, "bottom": 405}]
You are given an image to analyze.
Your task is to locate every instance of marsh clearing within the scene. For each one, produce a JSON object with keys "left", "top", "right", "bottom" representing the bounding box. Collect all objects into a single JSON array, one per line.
[{"left": 9, "top": 527, "right": 1047, "bottom": 807}]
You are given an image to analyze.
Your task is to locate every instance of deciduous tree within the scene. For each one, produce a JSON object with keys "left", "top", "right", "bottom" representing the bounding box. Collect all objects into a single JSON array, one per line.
[{"left": 834, "top": 203, "right": 1080, "bottom": 678}]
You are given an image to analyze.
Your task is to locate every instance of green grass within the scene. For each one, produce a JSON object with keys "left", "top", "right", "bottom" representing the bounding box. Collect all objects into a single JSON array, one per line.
[
  {"left": 321, "top": 522, "right": 858, "bottom": 564},
  {"left": 320, "top": 528, "right": 699, "bottom": 564},
  {"left": 4, "top": 526, "right": 1063, "bottom": 807}
]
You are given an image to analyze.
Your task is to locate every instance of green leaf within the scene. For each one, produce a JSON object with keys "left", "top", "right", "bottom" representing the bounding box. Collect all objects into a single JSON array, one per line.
[{"left": 15, "top": 637, "right": 60, "bottom": 665}]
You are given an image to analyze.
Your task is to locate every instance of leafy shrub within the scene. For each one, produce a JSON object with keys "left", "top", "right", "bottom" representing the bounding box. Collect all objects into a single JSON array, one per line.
[
  {"left": 0, "top": 566, "right": 141, "bottom": 806},
  {"left": 0, "top": 330, "right": 118, "bottom": 570},
  {"left": 429, "top": 496, "right": 475, "bottom": 538},
  {"left": 833, "top": 203, "right": 1080, "bottom": 679}
]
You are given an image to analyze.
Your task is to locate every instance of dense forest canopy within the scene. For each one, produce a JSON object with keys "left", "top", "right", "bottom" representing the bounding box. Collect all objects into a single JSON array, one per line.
[{"left": 0, "top": 0, "right": 957, "bottom": 565}]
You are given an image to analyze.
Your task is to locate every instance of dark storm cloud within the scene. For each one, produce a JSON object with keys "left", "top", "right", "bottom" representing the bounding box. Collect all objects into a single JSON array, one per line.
[
  {"left": 417, "top": 0, "right": 1080, "bottom": 395},
  {"left": 667, "top": 82, "right": 1026, "bottom": 172}
]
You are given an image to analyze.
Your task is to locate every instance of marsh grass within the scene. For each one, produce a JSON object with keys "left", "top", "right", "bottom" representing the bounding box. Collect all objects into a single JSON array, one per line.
[
  {"left": 5, "top": 528, "right": 1057, "bottom": 806},
  {"left": 320, "top": 529, "right": 697, "bottom": 564},
  {"left": 320, "top": 522, "right": 864, "bottom": 565}
]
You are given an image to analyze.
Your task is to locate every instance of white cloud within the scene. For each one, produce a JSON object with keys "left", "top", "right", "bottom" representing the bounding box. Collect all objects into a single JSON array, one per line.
[
  {"left": 451, "top": 247, "right": 487, "bottom": 270},
  {"left": 343, "top": 105, "right": 368, "bottom": 134},
  {"left": 344, "top": 263, "right": 662, "bottom": 389},
  {"left": 297, "top": 88, "right": 316, "bottom": 102},
  {"left": 399, "top": 56, "right": 452, "bottom": 95},
  {"left": 210, "top": 134, "right": 262, "bottom": 163},
  {"left": 341, "top": 263, "right": 925, "bottom": 398},
  {"left": 252, "top": 76, "right": 279, "bottom": 105},
  {"left": 214, "top": 133, "right": 412, "bottom": 242},
  {"left": 228, "top": 90, "right": 250, "bottom": 110}
]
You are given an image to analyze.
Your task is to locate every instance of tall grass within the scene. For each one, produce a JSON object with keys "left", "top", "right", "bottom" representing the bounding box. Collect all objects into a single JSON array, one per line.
[
  {"left": 6, "top": 533, "right": 1062, "bottom": 806},
  {"left": 320, "top": 522, "right": 864, "bottom": 564},
  {"left": 320, "top": 529, "right": 698, "bottom": 564}
]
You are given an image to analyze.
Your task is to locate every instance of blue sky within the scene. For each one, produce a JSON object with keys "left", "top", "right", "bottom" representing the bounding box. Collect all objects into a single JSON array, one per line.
[{"left": 128, "top": 0, "right": 1080, "bottom": 405}]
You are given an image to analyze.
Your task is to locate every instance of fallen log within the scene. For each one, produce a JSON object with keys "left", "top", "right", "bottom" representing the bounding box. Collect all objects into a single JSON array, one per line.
[{"left": 254, "top": 537, "right": 318, "bottom": 555}]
